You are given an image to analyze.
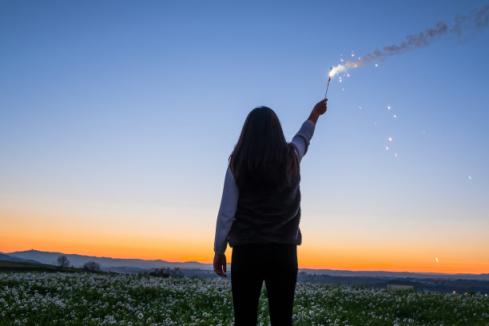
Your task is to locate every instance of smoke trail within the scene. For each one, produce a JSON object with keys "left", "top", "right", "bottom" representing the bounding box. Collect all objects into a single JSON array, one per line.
[{"left": 329, "top": 5, "right": 489, "bottom": 78}]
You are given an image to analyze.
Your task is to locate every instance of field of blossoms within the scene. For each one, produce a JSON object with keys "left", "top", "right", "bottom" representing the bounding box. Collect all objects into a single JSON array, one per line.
[{"left": 1, "top": 272, "right": 489, "bottom": 325}]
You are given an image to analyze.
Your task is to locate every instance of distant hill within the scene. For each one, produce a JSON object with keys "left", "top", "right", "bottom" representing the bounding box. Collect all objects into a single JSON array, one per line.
[
  {"left": 0, "top": 253, "right": 40, "bottom": 264},
  {"left": 301, "top": 268, "right": 489, "bottom": 281},
  {"left": 0, "top": 253, "right": 20, "bottom": 262},
  {"left": 0, "top": 260, "right": 59, "bottom": 271},
  {"left": 8, "top": 249, "right": 213, "bottom": 272},
  {"left": 7, "top": 249, "right": 489, "bottom": 281},
  {"left": 0, "top": 256, "right": 60, "bottom": 272}
]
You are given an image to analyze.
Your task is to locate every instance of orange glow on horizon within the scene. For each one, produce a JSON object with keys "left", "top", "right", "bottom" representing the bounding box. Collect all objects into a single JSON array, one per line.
[
  {"left": 2, "top": 236, "right": 488, "bottom": 274},
  {"left": 2, "top": 206, "right": 488, "bottom": 274}
]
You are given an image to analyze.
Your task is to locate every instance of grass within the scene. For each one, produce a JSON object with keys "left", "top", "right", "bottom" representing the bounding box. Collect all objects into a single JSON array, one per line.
[{"left": 0, "top": 271, "right": 488, "bottom": 325}]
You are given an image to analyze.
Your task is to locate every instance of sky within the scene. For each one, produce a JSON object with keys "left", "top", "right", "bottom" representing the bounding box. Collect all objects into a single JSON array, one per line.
[{"left": 1, "top": 0, "right": 488, "bottom": 273}]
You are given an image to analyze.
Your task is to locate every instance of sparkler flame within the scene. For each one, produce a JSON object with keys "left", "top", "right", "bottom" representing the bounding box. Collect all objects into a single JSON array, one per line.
[
  {"left": 327, "top": 4, "right": 489, "bottom": 79},
  {"left": 328, "top": 62, "right": 359, "bottom": 79}
]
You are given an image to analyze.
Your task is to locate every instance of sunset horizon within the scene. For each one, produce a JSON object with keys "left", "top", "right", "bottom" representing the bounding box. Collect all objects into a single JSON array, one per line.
[
  {"left": 2, "top": 2, "right": 488, "bottom": 323},
  {"left": 2, "top": 1, "right": 488, "bottom": 280},
  {"left": 3, "top": 240, "right": 488, "bottom": 274}
]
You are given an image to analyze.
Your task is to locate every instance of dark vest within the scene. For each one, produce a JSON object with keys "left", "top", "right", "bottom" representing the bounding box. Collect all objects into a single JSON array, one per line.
[{"left": 228, "top": 171, "right": 302, "bottom": 247}]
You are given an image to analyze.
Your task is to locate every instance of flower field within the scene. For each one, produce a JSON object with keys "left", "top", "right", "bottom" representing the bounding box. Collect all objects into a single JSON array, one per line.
[{"left": 1, "top": 272, "right": 488, "bottom": 325}]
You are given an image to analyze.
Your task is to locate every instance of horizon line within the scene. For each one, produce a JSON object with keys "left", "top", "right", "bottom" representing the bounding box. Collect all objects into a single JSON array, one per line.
[{"left": 4, "top": 247, "right": 488, "bottom": 276}]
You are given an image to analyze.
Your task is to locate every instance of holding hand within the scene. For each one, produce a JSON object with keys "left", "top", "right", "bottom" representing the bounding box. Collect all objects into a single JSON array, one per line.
[{"left": 308, "top": 99, "right": 328, "bottom": 124}]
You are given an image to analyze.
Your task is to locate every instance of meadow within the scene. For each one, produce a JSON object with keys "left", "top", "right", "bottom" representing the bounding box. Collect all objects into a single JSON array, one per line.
[{"left": 1, "top": 272, "right": 488, "bottom": 325}]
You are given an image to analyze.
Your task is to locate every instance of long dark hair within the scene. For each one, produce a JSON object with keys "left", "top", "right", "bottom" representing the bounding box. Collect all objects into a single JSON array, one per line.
[{"left": 229, "top": 107, "right": 299, "bottom": 190}]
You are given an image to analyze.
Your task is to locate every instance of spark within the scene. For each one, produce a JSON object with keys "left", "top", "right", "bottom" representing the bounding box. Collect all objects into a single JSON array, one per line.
[
  {"left": 388, "top": 137, "right": 393, "bottom": 142},
  {"left": 468, "top": 175, "right": 473, "bottom": 181},
  {"left": 326, "top": 5, "right": 489, "bottom": 79},
  {"left": 328, "top": 61, "right": 360, "bottom": 78},
  {"left": 385, "top": 145, "right": 390, "bottom": 151},
  {"left": 387, "top": 105, "right": 391, "bottom": 110},
  {"left": 435, "top": 257, "right": 439, "bottom": 263},
  {"left": 394, "top": 152, "right": 399, "bottom": 158},
  {"left": 374, "top": 63, "right": 379, "bottom": 68},
  {"left": 393, "top": 114, "right": 398, "bottom": 119}
]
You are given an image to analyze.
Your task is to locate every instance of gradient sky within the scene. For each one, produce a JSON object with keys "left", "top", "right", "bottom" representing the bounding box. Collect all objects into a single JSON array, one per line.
[{"left": 1, "top": 0, "right": 488, "bottom": 273}]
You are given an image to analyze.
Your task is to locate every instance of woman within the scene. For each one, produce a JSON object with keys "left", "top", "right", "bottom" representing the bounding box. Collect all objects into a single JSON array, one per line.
[{"left": 213, "top": 99, "right": 327, "bottom": 325}]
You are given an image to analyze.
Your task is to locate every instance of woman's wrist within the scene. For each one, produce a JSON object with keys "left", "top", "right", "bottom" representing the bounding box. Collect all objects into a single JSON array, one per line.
[
  {"left": 308, "top": 112, "right": 320, "bottom": 125},
  {"left": 308, "top": 99, "right": 327, "bottom": 124}
]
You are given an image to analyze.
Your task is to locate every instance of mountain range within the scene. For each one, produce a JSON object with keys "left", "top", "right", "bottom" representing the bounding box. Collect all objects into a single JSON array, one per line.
[
  {"left": 5, "top": 249, "right": 211, "bottom": 273},
  {"left": 3, "top": 249, "right": 489, "bottom": 280},
  {"left": 0, "top": 252, "right": 39, "bottom": 264}
]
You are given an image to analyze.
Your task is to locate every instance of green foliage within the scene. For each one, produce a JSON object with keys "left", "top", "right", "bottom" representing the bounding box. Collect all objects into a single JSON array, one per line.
[{"left": 0, "top": 272, "right": 488, "bottom": 325}]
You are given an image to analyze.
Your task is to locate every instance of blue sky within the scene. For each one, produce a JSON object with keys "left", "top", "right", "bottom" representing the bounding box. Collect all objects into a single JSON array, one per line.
[{"left": 1, "top": 0, "right": 488, "bottom": 271}]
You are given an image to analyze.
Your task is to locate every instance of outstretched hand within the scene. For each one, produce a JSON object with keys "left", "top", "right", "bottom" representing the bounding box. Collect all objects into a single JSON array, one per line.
[
  {"left": 308, "top": 99, "right": 328, "bottom": 124},
  {"left": 213, "top": 253, "right": 227, "bottom": 277}
]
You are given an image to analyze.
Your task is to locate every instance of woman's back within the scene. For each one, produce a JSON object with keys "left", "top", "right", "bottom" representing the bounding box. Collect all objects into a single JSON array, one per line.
[
  {"left": 228, "top": 163, "right": 302, "bottom": 246},
  {"left": 213, "top": 99, "right": 328, "bottom": 326}
]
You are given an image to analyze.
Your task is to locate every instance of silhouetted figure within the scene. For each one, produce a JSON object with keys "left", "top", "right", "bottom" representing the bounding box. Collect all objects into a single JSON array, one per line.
[{"left": 213, "top": 99, "right": 327, "bottom": 325}]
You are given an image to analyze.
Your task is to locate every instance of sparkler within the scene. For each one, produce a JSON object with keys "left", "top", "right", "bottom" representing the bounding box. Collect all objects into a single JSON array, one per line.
[
  {"left": 324, "top": 76, "right": 331, "bottom": 99},
  {"left": 324, "top": 64, "right": 345, "bottom": 98},
  {"left": 326, "top": 4, "right": 489, "bottom": 80},
  {"left": 322, "top": 5, "right": 489, "bottom": 165}
]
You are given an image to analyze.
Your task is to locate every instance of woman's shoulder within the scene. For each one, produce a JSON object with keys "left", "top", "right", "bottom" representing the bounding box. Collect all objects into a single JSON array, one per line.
[{"left": 288, "top": 142, "right": 300, "bottom": 160}]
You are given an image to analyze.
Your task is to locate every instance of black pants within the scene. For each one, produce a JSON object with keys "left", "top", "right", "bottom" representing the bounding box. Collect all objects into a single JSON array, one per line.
[{"left": 231, "top": 243, "right": 298, "bottom": 326}]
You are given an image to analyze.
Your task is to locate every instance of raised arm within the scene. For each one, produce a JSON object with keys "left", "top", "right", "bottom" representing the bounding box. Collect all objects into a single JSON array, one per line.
[
  {"left": 291, "top": 99, "right": 327, "bottom": 161},
  {"left": 213, "top": 167, "right": 239, "bottom": 277}
]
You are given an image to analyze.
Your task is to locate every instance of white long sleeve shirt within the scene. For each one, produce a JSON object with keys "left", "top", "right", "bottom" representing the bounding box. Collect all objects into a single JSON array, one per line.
[{"left": 213, "top": 120, "right": 316, "bottom": 254}]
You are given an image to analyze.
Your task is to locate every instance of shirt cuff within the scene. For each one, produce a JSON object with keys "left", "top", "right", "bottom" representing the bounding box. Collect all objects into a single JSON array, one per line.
[
  {"left": 214, "top": 246, "right": 226, "bottom": 255},
  {"left": 299, "top": 120, "right": 315, "bottom": 141},
  {"left": 295, "top": 120, "right": 315, "bottom": 155}
]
